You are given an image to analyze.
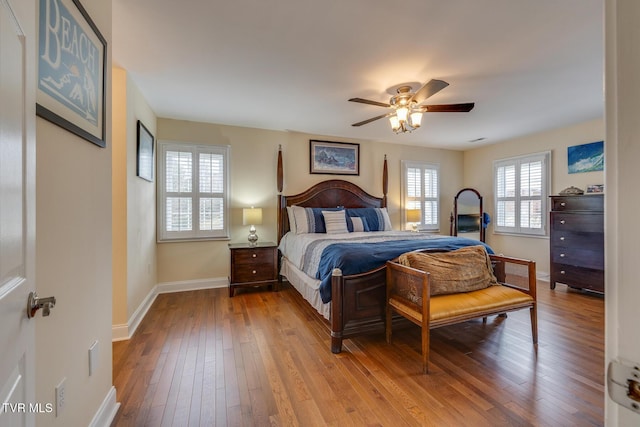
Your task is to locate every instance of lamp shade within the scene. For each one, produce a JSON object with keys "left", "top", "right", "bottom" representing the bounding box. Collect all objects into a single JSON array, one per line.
[
  {"left": 243, "top": 207, "right": 263, "bottom": 225},
  {"left": 406, "top": 208, "right": 421, "bottom": 223}
]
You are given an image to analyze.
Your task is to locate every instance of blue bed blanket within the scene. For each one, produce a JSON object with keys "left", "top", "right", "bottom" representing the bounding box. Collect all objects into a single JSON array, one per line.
[{"left": 316, "top": 236, "right": 493, "bottom": 303}]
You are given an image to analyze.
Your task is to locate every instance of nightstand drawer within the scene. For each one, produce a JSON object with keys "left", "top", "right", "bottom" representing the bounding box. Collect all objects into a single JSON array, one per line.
[
  {"left": 232, "top": 248, "right": 274, "bottom": 265},
  {"left": 232, "top": 263, "right": 276, "bottom": 283}
]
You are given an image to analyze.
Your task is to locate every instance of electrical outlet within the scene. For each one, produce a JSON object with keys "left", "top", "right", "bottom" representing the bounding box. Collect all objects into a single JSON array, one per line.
[{"left": 55, "top": 378, "right": 66, "bottom": 417}]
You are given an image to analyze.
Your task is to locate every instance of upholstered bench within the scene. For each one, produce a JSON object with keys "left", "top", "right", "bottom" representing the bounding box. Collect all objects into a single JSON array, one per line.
[{"left": 385, "top": 245, "right": 537, "bottom": 374}]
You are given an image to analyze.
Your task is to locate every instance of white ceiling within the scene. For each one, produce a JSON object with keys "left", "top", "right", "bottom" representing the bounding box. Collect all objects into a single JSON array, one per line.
[{"left": 112, "top": 0, "right": 604, "bottom": 150}]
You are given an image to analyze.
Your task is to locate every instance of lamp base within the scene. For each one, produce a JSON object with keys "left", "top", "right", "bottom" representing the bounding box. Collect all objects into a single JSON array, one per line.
[{"left": 248, "top": 226, "right": 258, "bottom": 246}]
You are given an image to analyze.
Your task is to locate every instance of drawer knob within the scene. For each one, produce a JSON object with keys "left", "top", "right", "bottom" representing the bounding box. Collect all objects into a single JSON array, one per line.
[
  {"left": 560, "top": 253, "right": 566, "bottom": 258},
  {"left": 560, "top": 236, "right": 565, "bottom": 241},
  {"left": 560, "top": 270, "right": 566, "bottom": 275},
  {"left": 252, "top": 270, "right": 257, "bottom": 274},
  {"left": 560, "top": 202, "right": 566, "bottom": 207},
  {"left": 252, "top": 254, "right": 257, "bottom": 258},
  {"left": 560, "top": 220, "right": 566, "bottom": 224}
]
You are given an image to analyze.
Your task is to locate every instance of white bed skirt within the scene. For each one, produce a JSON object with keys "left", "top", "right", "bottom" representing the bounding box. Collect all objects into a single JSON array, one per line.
[{"left": 280, "top": 257, "right": 331, "bottom": 320}]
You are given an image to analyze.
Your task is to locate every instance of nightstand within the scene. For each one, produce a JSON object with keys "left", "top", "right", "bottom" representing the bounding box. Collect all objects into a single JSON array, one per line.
[{"left": 228, "top": 242, "right": 278, "bottom": 297}]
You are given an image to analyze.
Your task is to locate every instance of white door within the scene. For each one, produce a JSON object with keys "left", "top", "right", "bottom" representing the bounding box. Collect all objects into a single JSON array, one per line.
[{"left": 0, "top": 0, "right": 36, "bottom": 425}]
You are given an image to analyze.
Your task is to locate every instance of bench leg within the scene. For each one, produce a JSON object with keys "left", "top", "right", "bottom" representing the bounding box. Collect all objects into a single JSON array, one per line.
[
  {"left": 386, "top": 304, "right": 393, "bottom": 344},
  {"left": 421, "top": 326, "right": 430, "bottom": 374},
  {"left": 530, "top": 305, "right": 538, "bottom": 344}
]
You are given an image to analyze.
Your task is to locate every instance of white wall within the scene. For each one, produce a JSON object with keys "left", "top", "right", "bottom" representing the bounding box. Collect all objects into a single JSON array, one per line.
[
  {"left": 463, "top": 118, "right": 604, "bottom": 275},
  {"left": 112, "top": 68, "right": 158, "bottom": 333},
  {"left": 35, "top": 0, "right": 114, "bottom": 425},
  {"left": 605, "top": 0, "right": 640, "bottom": 424},
  {"left": 125, "top": 73, "right": 157, "bottom": 322}
]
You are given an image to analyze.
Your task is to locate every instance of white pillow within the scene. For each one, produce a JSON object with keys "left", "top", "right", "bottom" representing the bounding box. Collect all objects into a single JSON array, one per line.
[
  {"left": 286, "top": 206, "right": 297, "bottom": 233},
  {"left": 291, "top": 206, "right": 311, "bottom": 234},
  {"left": 379, "top": 207, "right": 393, "bottom": 231},
  {"left": 351, "top": 216, "right": 366, "bottom": 232},
  {"left": 322, "top": 210, "right": 349, "bottom": 234}
]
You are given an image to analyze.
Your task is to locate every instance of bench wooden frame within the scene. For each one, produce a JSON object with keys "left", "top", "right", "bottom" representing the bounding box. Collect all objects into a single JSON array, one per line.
[{"left": 385, "top": 254, "right": 538, "bottom": 374}]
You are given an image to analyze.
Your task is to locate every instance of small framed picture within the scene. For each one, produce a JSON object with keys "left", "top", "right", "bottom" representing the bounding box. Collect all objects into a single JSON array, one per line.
[
  {"left": 586, "top": 184, "right": 604, "bottom": 194},
  {"left": 136, "top": 121, "right": 154, "bottom": 182},
  {"left": 310, "top": 140, "right": 359, "bottom": 175}
]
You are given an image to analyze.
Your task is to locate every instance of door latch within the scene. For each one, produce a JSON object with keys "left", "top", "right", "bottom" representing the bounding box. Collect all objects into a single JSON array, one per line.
[
  {"left": 608, "top": 360, "right": 640, "bottom": 414},
  {"left": 27, "top": 291, "right": 56, "bottom": 318}
]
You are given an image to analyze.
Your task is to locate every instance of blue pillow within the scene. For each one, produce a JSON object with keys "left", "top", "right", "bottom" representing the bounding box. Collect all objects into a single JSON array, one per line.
[
  {"left": 290, "top": 206, "right": 343, "bottom": 233},
  {"left": 345, "top": 208, "right": 392, "bottom": 231}
]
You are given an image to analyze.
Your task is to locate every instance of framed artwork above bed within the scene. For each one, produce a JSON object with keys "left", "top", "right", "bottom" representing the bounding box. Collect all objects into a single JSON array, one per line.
[{"left": 310, "top": 140, "right": 359, "bottom": 175}]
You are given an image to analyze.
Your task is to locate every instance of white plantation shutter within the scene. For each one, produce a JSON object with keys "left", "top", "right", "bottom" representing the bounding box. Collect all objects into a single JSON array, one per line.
[
  {"left": 158, "top": 142, "right": 230, "bottom": 241},
  {"left": 402, "top": 161, "right": 440, "bottom": 231},
  {"left": 494, "top": 152, "right": 550, "bottom": 236}
]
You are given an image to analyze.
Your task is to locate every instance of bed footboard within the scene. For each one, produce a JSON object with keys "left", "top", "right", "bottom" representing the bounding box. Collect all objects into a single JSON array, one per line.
[{"left": 330, "top": 266, "right": 388, "bottom": 353}]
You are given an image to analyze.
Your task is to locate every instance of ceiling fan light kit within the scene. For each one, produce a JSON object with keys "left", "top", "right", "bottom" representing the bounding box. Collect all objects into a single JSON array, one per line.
[{"left": 349, "top": 79, "right": 474, "bottom": 134}]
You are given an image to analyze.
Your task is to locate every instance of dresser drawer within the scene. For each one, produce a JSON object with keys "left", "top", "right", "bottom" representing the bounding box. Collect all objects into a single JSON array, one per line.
[
  {"left": 551, "top": 195, "right": 603, "bottom": 212},
  {"left": 232, "top": 248, "right": 275, "bottom": 265},
  {"left": 551, "top": 264, "right": 604, "bottom": 292},
  {"left": 551, "top": 212, "right": 603, "bottom": 232},
  {"left": 551, "top": 231, "right": 604, "bottom": 249},
  {"left": 551, "top": 247, "right": 604, "bottom": 269}
]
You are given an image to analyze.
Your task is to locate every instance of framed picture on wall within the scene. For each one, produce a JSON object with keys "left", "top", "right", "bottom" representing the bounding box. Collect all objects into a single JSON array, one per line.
[
  {"left": 567, "top": 140, "right": 604, "bottom": 174},
  {"left": 310, "top": 140, "right": 360, "bottom": 175},
  {"left": 136, "top": 121, "right": 154, "bottom": 182},
  {"left": 36, "top": 0, "right": 107, "bottom": 148}
]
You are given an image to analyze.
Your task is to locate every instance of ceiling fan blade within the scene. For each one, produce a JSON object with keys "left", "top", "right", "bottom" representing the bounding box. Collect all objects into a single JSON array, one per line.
[
  {"left": 348, "top": 97, "right": 391, "bottom": 108},
  {"left": 411, "top": 79, "right": 449, "bottom": 104},
  {"left": 422, "top": 103, "right": 475, "bottom": 113},
  {"left": 352, "top": 113, "right": 392, "bottom": 127}
]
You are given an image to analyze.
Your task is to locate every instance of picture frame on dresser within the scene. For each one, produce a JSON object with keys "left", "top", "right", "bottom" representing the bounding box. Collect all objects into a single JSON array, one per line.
[{"left": 586, "top": 184, "right": 604, "bottom": 194}]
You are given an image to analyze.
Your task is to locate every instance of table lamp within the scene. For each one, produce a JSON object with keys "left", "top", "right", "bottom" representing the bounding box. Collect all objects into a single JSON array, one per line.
[
  {"left": 406, "top": 209, "right": 421, "bottom": 232},
  {"left": 243, "top": 207, "right": 263, "bottom": 246}
]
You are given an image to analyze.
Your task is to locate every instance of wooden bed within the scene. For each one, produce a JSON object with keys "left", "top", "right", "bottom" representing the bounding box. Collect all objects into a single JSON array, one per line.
[{"left": 277, "top": 148, "right": 394, "bottom": 353}]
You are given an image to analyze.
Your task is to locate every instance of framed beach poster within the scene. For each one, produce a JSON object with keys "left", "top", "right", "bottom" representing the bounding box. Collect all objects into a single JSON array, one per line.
[
  {"left": 310, "top": 140, "right": 360, "bottom": 175},
  {"left": 36, "top": 0, "right": 107, "bottom": 148}
]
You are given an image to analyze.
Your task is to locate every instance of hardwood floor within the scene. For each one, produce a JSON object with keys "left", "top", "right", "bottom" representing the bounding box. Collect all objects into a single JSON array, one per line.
[{"left": 111, "top": 281, "right": 604, "bottom": 426}]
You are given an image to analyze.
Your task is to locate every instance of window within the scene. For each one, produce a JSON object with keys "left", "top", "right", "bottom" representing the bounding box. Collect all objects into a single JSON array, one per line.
[
  {"left": 157, "top": 141, "right": 230, "bottom": 241},
  {"left": 494, "top": 151, "right": 550, "bottom": 236},
  {"left": 402, "top": 161, "right": 439, "bottom": 231}
]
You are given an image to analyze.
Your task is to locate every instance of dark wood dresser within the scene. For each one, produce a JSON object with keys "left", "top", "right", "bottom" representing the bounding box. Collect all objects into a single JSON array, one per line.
[
  {"left": 228, "top": 242, "right": 278, "bottom": 297},
  {"left": 549, "top": 194, "right": 604, "bottom": 293}
]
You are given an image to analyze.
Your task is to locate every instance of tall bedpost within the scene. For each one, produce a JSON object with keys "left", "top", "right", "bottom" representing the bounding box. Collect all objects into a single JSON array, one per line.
[
  {"left": 382, "top": 154, "right": 388, "bottom": 208},
  {"left": 277, "top": 144, "right": 283, "bottom": 194},
  {"left": 277, "top": 145, "right": 283, "bottom": 243}
]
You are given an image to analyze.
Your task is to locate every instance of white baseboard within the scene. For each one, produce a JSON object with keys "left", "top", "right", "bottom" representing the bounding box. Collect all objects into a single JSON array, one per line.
[
  {"left": 156, "top": 277, "right": 228, "bottom": 294},
  {"left": 89, "top": 386, "right": 119, "bottom": 427},
  {"left": 537, "top": 271, "right": 550, "bottom": 282},
  {"left": 112, "top": 277, "right": 227, "bottom": 341}
]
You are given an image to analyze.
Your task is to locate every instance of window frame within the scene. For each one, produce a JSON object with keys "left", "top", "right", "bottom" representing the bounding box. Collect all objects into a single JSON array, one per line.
[
  {"left": 493, "top": 151, "right": 551, "bottom": 237},
  {"left": 401, "top": 160, "right": 440, "bottom": 232},
  {"left": 157, "top": 140, "right": 230, "bottom": 242}
]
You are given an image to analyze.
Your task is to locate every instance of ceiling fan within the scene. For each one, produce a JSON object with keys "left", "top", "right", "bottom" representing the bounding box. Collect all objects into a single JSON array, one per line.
[{"left": 349, "top": 79, "right": 475, "bottom": 133}]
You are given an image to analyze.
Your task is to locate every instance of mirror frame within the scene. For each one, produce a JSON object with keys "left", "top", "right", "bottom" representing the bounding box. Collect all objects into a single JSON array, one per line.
[{"left": 451, "top": 187, "right": 484, "bottom": 242}]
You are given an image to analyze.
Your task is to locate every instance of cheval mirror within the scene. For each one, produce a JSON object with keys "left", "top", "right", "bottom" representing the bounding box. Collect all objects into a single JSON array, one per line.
[{"left": 451, "top": 188, "right": 485, "bottom": 242}]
